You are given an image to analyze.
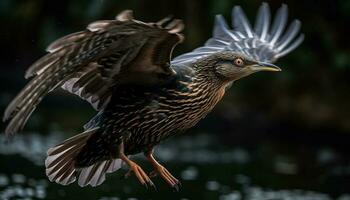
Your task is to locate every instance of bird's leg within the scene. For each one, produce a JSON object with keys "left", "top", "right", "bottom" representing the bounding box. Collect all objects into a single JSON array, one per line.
[
  {"left": 119, "top": 142, "right": 155, "bottom": 188},
  {"left": 144, "top": 148, "right": 181, "bottom": 191}
]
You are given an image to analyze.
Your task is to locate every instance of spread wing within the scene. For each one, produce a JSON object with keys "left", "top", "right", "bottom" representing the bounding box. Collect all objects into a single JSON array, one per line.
[
  {"left": 172, "top": 3, "right": 303, "bottom": 66},
  {"left": 3, "top": 10, "right": 184, "bottom": 135}
]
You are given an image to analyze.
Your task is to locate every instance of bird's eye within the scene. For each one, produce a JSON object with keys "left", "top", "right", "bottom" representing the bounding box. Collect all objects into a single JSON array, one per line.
[{"left": 234, "top": 58, "right": 244, "bottom": 66}]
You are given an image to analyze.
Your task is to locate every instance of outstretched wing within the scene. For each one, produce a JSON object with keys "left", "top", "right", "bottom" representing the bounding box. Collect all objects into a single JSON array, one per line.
[
  {"left": 172, "top": 3, "right": 303, "bottom": 66},
  {"left": 3, "top": 10, "right": 184, "bottom": 135}
]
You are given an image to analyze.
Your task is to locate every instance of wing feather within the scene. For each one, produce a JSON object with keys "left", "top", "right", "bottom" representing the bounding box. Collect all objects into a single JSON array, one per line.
[
  {"left": 3, "top": 11, "right": 184, "bottom": 135},
  {"left": 232, "top": 6, "right": 254, "bottom": 38},
  {"left": 276, "top": 20, "right": 301, "bottom": 51},
  {"left": 172, "top": 3, "right": 303, "bottom": 65},
  {"left": 254, "top": 2, "right": 270, "bottom": 41},
  {"left": 46, "top": 31, "right": 88, "bottom": 53},
  {"left": 276, "top": 34, "right": 304, "bottom": 58},
  {"left": 268, "top": 4, "right": 288, "bottom": 45},
  {"left": 214, "top": 15, "right": 239, "bottom": 41}
]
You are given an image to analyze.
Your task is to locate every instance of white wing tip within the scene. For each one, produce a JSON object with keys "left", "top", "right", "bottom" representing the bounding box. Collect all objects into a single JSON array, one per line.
[{"left": 172, "top": 2, "right": 303, "bottom": 65}]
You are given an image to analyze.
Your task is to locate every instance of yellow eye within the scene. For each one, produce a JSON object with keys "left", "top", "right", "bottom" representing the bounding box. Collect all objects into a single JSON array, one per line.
[{"left": 234, "top": 58, "right": 244, "bottom": 66}]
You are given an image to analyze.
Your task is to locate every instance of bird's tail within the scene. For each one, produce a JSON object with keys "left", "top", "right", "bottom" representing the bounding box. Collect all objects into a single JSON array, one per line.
[{"left": 45, "top": 127, "right": 123, "bottom": 187}]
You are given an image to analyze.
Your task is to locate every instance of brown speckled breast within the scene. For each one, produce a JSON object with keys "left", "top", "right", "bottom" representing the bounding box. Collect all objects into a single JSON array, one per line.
[{"left": 99, "top": 75, "right": 227, "bottom": 155}]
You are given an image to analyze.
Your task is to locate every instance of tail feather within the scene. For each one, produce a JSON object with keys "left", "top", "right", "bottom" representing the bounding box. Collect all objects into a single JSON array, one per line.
[
  {"left": 107, "top": 159, "right": 123, "bottom": 173},
  {"left": 46, "top": 128, "right": 96, "bottom": 156},
  {"left": 77, "top": 159, "right": 123, "bottom": 187},
  {"left": 45, "top": 127, "right": 123, "bottom": 187},
  {"left": 45, "top": 128, "right": 96, "bottom": 186},
  {"left": 78, "top": 161, "right": 108, "bottom": 187}
]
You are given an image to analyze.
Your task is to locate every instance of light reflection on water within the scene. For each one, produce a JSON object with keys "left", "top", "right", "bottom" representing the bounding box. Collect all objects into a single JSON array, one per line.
[
  {"left": 0, "top": 133, "right": 251, "bottom": 165},
  {"left": 0, "top": 132, "right": 64, "bottom": 166},
  {"left": 0, "top": 173, "right": 48, "bottom": 200},
  {"left": 0, "top": 132, "right": 349, "bottom": 200}
]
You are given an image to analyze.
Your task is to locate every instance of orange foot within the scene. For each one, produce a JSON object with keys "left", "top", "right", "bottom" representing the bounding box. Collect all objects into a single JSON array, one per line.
[
  {"left": 119, "top": 144, "right": 155, "bottom": 189},
  {"left": 145, "top": 149, "right": 181, "bottom": 191},
  {"left": 150, "top": 164, "right": 181, "bottom": 191}
]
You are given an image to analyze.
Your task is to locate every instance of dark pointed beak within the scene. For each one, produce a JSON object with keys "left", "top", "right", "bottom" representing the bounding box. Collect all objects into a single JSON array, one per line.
[{"left": 247, "top": 62, "right": 281, "bottom": 72}]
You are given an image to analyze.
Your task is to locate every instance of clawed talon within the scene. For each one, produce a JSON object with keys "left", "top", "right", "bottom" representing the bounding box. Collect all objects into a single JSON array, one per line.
[
  {"left": 119, "top": 145, "right": 156, "bottom": 190},
  {"left": 120, "top": 146, "right": 180, "bottom": 191},
  {"left": 124, "top": 170, "right": 132, "bottom": 179},
  {"left": 152, "top": 166, "right": 181, "bottom": 191},
  {"left": 145, "top": 149, "right": 181, "bottom": 191},
  {"left": 123, "top": 162, "right": 155, "bottom": 189},
  {"left": 149, "top": 170, "right": 158, "bottom": 178}
]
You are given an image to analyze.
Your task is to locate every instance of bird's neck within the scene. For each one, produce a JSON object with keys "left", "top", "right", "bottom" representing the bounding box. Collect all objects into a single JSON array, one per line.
[
  {"left": 175, "top": 64, "right": 229, "bottom": 102},
  {"left": 172, "top": 64, "right": 229, "bottom": 108},
  {"left": 164, "top": 75, "right": 226, "bottom": 131},
  {"left": 193, "top": 75, "right": 227, "bottom": 104}
]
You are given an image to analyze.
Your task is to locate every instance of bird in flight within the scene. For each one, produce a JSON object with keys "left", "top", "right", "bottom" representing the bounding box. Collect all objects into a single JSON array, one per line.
[{"left": 3, "top": 3, "right": 303, "bottom": 190}]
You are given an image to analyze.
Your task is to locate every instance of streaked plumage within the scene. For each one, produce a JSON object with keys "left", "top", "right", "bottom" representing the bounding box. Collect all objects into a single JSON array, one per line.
[{"left": 3, "top": 3, "right": 303, "bottom": 188}]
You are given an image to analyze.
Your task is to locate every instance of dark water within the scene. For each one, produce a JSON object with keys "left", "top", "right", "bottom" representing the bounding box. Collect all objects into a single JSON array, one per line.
[{"left": 0, "top": 132, "right": 349, "bottom": 200}]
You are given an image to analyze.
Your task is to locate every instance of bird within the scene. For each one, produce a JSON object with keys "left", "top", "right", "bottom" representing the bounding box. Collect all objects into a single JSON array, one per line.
[{"left": 3, "top": 3, "right": 303, "bottom": 189}]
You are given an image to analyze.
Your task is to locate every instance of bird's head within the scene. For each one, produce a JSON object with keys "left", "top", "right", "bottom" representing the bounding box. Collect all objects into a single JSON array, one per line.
[{"left": 199, "top": 51, "right": 281, "bottom": 82}]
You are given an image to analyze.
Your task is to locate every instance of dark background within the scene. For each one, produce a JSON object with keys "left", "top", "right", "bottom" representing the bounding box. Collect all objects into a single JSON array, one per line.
[{"left": 0, "top": 0, "right": 349, "bottom": 199}]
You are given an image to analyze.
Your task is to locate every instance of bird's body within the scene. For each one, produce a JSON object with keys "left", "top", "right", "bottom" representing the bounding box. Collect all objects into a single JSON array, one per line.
[
  {"left": 78, "top": 64, "right": 224, "bottom": 162},
  {"left": 3, "top": 3, "right": 304, "bottom": 189}
]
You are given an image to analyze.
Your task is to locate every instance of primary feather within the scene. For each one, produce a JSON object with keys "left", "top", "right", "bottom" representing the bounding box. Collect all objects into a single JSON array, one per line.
[
  {"left": 172, "top": 3, "right": 304, "bottom": 65},
  {"left": 3, "top": 11, "right": 183, "bottom": 135}
]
